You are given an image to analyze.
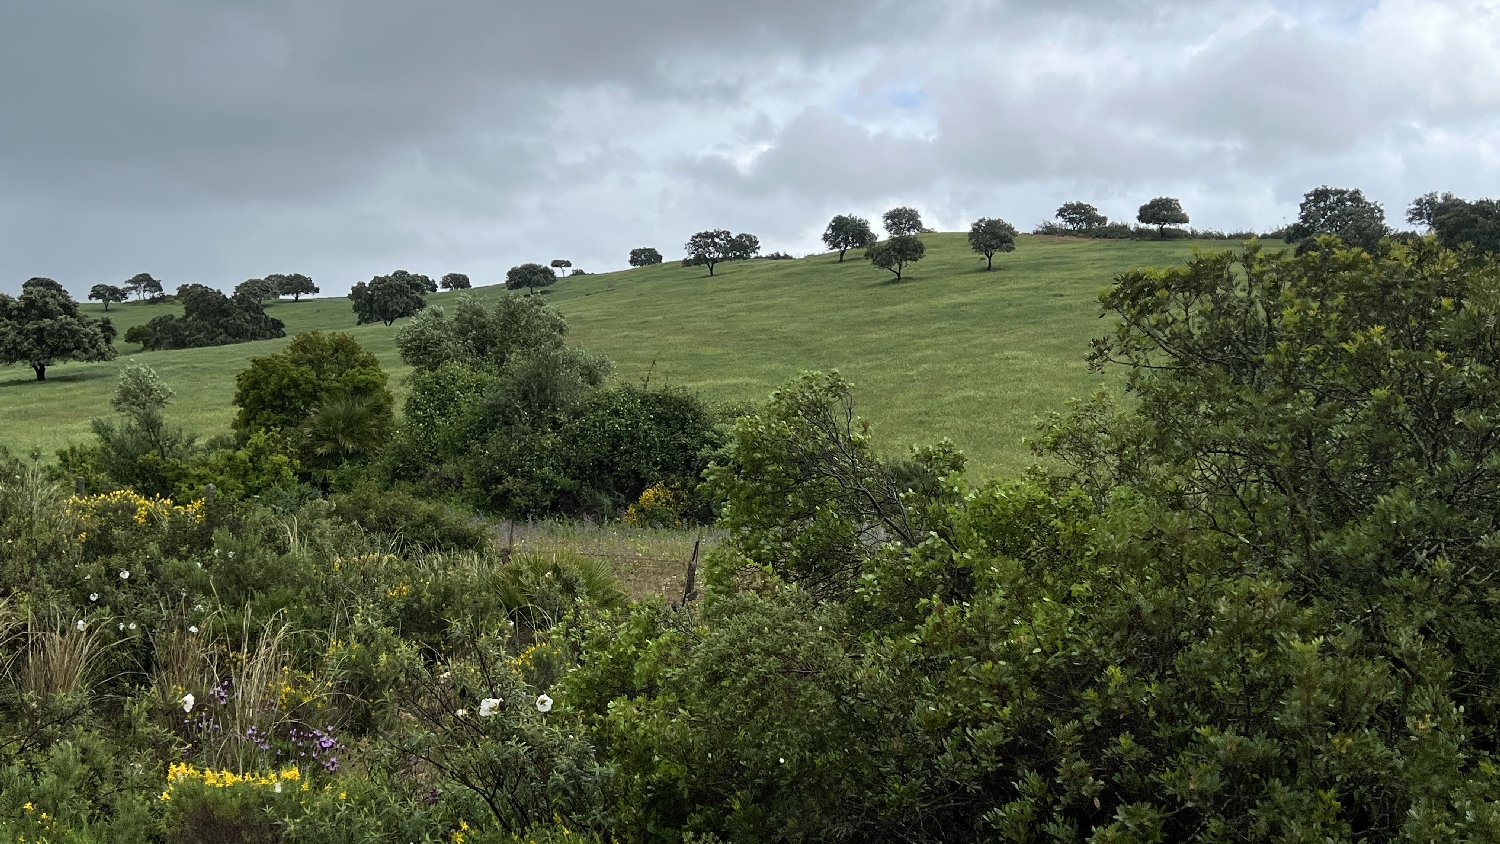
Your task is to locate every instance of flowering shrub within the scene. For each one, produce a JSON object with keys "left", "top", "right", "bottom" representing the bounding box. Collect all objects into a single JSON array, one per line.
[
  {"left": 620, "top": 482, "right": 686, "bottom": 529},
  {"left": 67, "top": 489, "right": 206, "bottom": 559}
]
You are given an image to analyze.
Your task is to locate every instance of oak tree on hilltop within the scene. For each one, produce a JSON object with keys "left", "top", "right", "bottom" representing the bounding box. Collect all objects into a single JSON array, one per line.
[
  {"left": 968, "top": 217, "right": 1018, "bottom": 270},
  {"left": 865, "top": 235, "right": 925, "bottom": 281},
  {"left": 1136, "top": 197, "right": 1189, "bottom": 237},
  {"left": 350, "top": 272, "right": 429, "bottom": 325},
  {"left": 441, "top": 273, "right": 472, "bottom": 291},
  {"left": 822, "top": 215, "right": 878, "bottom": 262},
  {"left": 88, "top": 284, "right": 127, "bottom": 311},
  {"left": 629, "top": 247, "right": 663, "bottom": 267},
  {"left": 506, "top": 263, "right": 557, "bottom": 295},
  {"left": 1283, "top": 186, "right": 1388, "bottom": 253},
  {"left": 1056, "top": 201, "right": 1107, "bottom": 232},
  {"left": 882, "top": 206, "right": 924, "bottom": 236}
]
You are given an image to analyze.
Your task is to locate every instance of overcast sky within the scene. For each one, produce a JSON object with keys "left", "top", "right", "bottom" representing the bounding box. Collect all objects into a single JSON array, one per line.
[{"left": 3, "top": 0, "right": 1499, "bottom": 297}]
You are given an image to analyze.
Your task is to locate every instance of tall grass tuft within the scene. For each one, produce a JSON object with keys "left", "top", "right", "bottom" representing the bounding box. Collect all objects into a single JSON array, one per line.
[{"left": 19, "top": 616, "right": 107, "bottom": 700}]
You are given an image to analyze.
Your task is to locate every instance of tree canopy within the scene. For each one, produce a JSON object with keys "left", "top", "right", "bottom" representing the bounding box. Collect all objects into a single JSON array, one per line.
[
  {"left": 821, "top": 214, "right": 878, "bottom": 262},
  {"left": 683, "top": 230, "right": 734, "bottom": 276},
  {"left": 1283, "top": 185, "right": 1389, "bottom": 253},
  {"left": 1136, "top": 196, "right": 1189, "bottom": 235},
  {"left": 864, "top": 234, "right": 925, "bottom": 280},
  {"left": 124, "top": 273, "right": 164, "bottom": 301},
  {"left": 232, "top": 330, "right": 393, "bottom": 443},
  {"left": 0, "top": 277, "right": 117, "bottom": 380},
  {"left": 440, "top": 273, "right": 472, "bottom": 291},
  {"left": 505, "top": 263, "right": 557, "bottom": 295},
  {"left": 628, "top": 247, "right": 663, "bottom": 267},
  {"left": 127, "top": 284, "right": 285, "bottom": 351},
  {"left": 233, "top": 277, "right": 279, "bottom": 305},
  {"left": 881, "top": 206, "right": 924, "bottom": 236},
  {"left": 1055, "top": 201, "right": 1107, "bottom": 231},
  {"left": 350, "top": 272, "right": 429, "bottom": 325},
  {"left": 967, "top": 217, "right": 1018, "bottom": 270},
  {"left": 395, "top": 294, "right": 572, "bottom": 376},
  {"left": 88, "top": 284, "right": 127, "bottom": 311},
  {"left": 1425, "top": 195, "right": 1500, "bottom": 256},
  {"left": 268, "top": 272, "right": 318, "bottom": 301},
  {"left": 549, "top": 259, "right": 573, "bottom": 276}
]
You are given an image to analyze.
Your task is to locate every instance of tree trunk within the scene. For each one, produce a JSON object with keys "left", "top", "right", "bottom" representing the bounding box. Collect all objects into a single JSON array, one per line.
[
  {"left": 986, "top": 253, "right": 994, "bottom": 271},
  {"left": 838, "top": 249, "right": 846, "bottom": 263},
  {"left": 33, "top": 365, "right": 45, "bottom": 381},
  {"left": 707, "top": 262, "right": 715, "bottom": 277}
]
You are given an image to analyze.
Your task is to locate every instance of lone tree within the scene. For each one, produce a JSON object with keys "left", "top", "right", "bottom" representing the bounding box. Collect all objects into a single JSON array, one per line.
[
  {"left": 124, "top": 273, "right": 164, "bottom": 301},
  {"left": 1407, "top": 191, "right": 1458, "bottom": 231},
  {"left": 968, "top": 217, "right": 1019, "bottom": 270},
  {"left": 440, "top": 273, "right": 472, "bottom": 291},
  {"left": 88, "top": 284, "right": 127, "bottom": 311},
  {"left": 683, "top": 230, "right": 734, "bottom": 276},
  {"left": 821, "top": 214, "right": 878, "bottom": 262},
  {"left": 1136, "top": 197, "right": 1189, "bottom": 237},
  {"left": 506, "top": 262, "right": 557, "bottom": 295},
  {"left": 865, "top": 235, "right": 926, "bottom": 281},
  {"left": 0, "top": 277, "right": 117, "bottom": 380},
  {"left": 350, "top": 272, "right": 429, "bottom": 325},
  {"left": 628, "top": 247, "right": 663, "bottom": 267},
  {"left": 234, "top": 277, "right": 280, "bottom": 305},
  {"left": 550, "top": 259, "right": 573, "bottom": 277},
  {"left": 1056, "top": 201, "right": 1107, "bottom": 232},
  {"left": 1284, "top": 186, "right": 1389, "bottom": 253},
  {"left": 269, "top": 273, "right": 318, "bottom": 301},
  {"left": 882, "top": 206, "right": 925, "bottom": 236}
]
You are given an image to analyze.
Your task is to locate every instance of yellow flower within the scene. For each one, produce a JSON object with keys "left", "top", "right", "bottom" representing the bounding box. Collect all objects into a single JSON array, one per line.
[{"left": 22, "top": 802, "right": 33, "bottom": 811}]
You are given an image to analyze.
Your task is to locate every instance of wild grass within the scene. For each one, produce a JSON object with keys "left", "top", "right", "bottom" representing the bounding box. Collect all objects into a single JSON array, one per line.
[
  {"left": 19, "top": 615, "right": 108, "bottom": 700},
  {"left": 3, "top": 234, "right": 1254, "bottom": 477}
]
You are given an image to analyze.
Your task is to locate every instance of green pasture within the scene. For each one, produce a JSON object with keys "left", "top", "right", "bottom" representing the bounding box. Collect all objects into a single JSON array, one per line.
[{"left": 0, "top": 234, "right": 1252, "bottom": 477}]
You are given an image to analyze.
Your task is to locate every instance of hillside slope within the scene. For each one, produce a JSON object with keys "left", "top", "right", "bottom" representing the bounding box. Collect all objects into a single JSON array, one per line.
[{"left": 1, "top": 235, "right": 1246, "bottom": 476}]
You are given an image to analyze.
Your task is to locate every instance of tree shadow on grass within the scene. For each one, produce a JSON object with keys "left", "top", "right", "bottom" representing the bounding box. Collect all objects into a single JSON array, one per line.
[{"left": 0, "top": 368, "right": 113, "bottom": 389}]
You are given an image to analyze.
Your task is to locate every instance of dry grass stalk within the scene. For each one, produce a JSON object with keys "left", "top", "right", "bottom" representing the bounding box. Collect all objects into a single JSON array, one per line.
[{"left": 19, "top": 616, "right": 106, "bottom": 700}]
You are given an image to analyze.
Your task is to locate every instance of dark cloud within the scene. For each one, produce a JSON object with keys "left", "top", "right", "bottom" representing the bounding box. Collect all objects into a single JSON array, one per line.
[{"left": 3, "top": 0, "right": 1500, "bottom": 296}]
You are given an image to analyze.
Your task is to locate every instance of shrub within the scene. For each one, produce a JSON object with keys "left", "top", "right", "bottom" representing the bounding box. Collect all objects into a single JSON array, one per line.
[{"left": 329, "top": 486, "right": 490, "bottom": 554}]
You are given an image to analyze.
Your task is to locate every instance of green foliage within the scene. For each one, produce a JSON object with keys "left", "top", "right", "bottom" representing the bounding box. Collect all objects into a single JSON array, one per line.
[
  {"left": 329, "top": 485, "right": 491, "bottom": 554},
  {"left": 968, "top": 217, "right": 1018, "bottom": 270},
  {"left": 506, "top": 263, "right": 557, "bottom": 295},
  {"left": 395, "top": 295, "right": 570, "bottom": 375},
  {"left": 1429, "top": 195, "right": 1500, "bottom": 256},
  {"left": 681, "top": 230, "right": 757, "bottom": 276},
  {"left": 440, "top": 272, "right": 472, "bottom": 291},
  {"left": 1055, "top": 201, "right": 1107, "bottom": 232},
  {"left": 232, "top": 332, "right": 392, "bottom": 439},
  {"left": 0, "top": 277, "right": 117, "bottom": 380},
  {"left": 864, "top": 234, "right": 926, "bottom": 280},
  {"left": 628, "top": 247, "right": 663, "bottom": 267},
  {"left": 131, "top": 283, "right": 285, "bottom": 351},
  {"left": 1135, "top": 196, "right": 1189, "bottom": 236},
  {"left": 88, "top": 284, "right": 127, "bottom": 311},
  {"left": 233, "top": 277, "right": 280, "bottom": 305},
  {"left": 124, "top": 272, "right": 164, "bottom": 300},
  {"left": 821, "top": 214, "right": 878, "bottom": 262},
  {"left": 349, "top": 272, "right": 429, "bottom": 325},
  {"left": 268, "top": 272, "right": 318, "bottom": 301},
  {"left": 1283, "top": 185, "right": 1389, "bottom": 253},
  {"left": 881, "top": 206, "right": 924, "bottom": 236}
]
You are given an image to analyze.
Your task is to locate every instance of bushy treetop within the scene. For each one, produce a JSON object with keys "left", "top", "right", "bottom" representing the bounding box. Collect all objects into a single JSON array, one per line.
[
  {"left": 881, "top": 206, "right": 924, "bottom": 236},
  {"left": 628, "top": 247, "right": 663, "bottom": 268},
  {"left": 822, "top": 215, "right": 878, "bottom": 262},
  {"left": 0, "top": 277, "right": 117, "bottom": 380},
  {"left": 505, "top": 263, "right": 557, "bottom": 294},
  {"left": 1284, "top": 185, "right": 1389, "bottom": 253},
  {"left": 967, "top": 217, "right": 1018, "bottom": 270}
]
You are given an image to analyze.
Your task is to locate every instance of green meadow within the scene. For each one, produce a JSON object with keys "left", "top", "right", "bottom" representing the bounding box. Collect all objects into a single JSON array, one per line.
[{"left": 1, "top": 234, "right": 1246, "bottom": 476}]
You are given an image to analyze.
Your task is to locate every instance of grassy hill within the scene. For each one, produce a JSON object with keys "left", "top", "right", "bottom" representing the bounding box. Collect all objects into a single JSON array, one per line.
[{"left": 0, "top": 234, "right": 1243, "bottom": 477}]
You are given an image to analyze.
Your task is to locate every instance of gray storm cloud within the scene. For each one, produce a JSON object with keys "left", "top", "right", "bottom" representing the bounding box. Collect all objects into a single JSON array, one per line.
[{"left": 2, "top": 0, "right": 1499, "bottom": 295}]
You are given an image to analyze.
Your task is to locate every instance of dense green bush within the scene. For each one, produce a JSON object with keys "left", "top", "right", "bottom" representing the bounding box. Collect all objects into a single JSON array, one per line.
[{"left": 128, "top": 284, "right": 285, "bottom": 350}]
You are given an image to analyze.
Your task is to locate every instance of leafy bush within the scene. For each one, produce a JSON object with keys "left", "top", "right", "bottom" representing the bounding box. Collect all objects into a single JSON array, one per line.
[
  {"left": 329, "top": 486, "right": 490, "bottom": 554},
  {"left": 131, "top": 284, "right": 285, "bottom": 350}
]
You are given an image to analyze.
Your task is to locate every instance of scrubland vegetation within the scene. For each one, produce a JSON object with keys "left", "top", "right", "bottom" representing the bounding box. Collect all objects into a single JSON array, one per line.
[{"left": 5, "top": 187, "right": 1500, "bottom": 840}]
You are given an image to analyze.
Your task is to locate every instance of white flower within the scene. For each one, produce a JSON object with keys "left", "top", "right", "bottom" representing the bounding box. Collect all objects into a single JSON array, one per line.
[
  {"left": 535, "top": 694, "right": 553, "bottom": 713},
  {"left": 89, "top": 593, "right": 99, "bottom": 602},
  {"left": 119, "top": 570, "right": 130, "bottom": 580},
  {"left": 779, "top": 757, "right": 786, "bottom": 764},
  {"left": 75, "top": 620, "right": 87, "bottom": 632},
  {"left": 273, "top": 781, "right": 282, "bottom": 793},
  {"left": 479, "top": 698, "right": 501, "bottom": 718},
  {"left": 455, "top": 708, "right": 467, "bottom": 718},
  {"left": 188, "top": 625, "right": 199, "bottom": 634},
  {"left": 118, "top": 623, "right": 125, "bottom": 631},
  {"left": 128, "top": 622, "right": 137, "bottom": 630},
  {"left": 181, "top": 693, "right": 195, "bottom": 713}
]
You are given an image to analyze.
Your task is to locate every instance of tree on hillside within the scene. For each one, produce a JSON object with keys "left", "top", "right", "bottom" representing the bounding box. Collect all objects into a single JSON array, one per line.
[
  {"left": 728, "top": 233, "right": 761, "bottom": 261},
  {"left": 234, "top": 277, "right": 279, "bottom": 305},
  {"left": 88, "top": 284, "right": 127, "bottom": 311},
  {"left": 0, "top": 277, "right": 117, "bottom": 380},
  {"left": 1283, "top": 186, "right": 1388, "bottom": 253},
  {"left": 350, "top": 272, "right": 429, "bottom": 325},
  {"left": 269, "top": 273, "right": 318, "bottom": 301},
  {"left": 683, "top": 230, "right": 734, "bottom": 276},
  {"left": 550, "top": 259, "right": 573, "bottom": 277},
  {"left": 506, "top": 263, "right": 557, "bottom": 295},
  {"left": 1429, "top": 196, "right": 1500, "bottom": 256},
  {"left": 864, "top": 235, "right": 925, "bottom": 281},
  {"left": 125, "top": 273, "right": 164, "bottom": 301},
  {"left": 967, "top": 217, "right": 1018, "bottom": 271},
  {"left": 1056, "top": 201, "right": 1107, "bottom": 232},
  {"left": 1136, "top": 197, "right": 1189, "bottom": 237},
  {"left": 440, "top": 273, "right": 472, "bottom": 291},
  {"left": 629, "top": 247, "right": 663, "bottom": 267},
  {"left": 388, "top": 270, "right": 437, "bottom": 294},
  {"left": 882, "top": 206, "right": 924, "bottom": 236},
  {"left": 395, "top": 294, "right": 573, "bottom": 375},
  {"left": 130, "top": 283, "right": 285, "bottom": 350},
  {"left": 821, "top": 215, "right": 878, "bottom": 262}
]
